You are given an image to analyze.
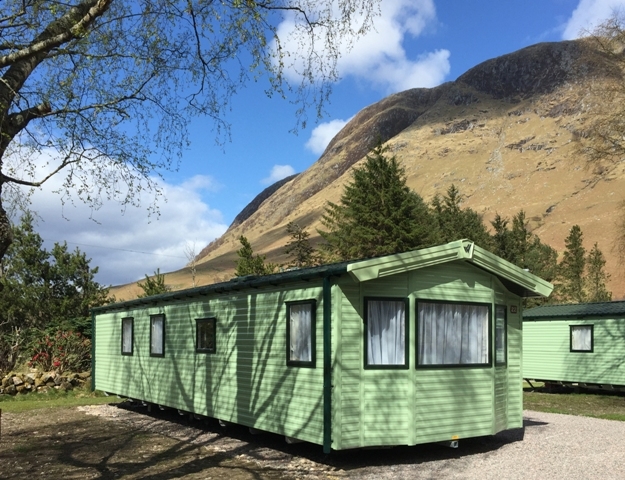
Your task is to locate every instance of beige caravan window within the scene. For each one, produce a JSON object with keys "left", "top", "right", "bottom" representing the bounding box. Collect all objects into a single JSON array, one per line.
[
  {"left": 570, "top": 325, "right": 593, "bottom": 352},
  {"left": 364, "top": 298, "right": 408, "bottom": 369},
  {"left": 150, "top": 314, "right": 165, "bottom": 357},
  {"left": 121, "top": 317, "right": 133, "bottom": 355},
  {"left": 286, "top": 300, "right": 316, "bottom": 367},
  {"left": 417, "top": 301, "right": 490, "bottom": 367}
]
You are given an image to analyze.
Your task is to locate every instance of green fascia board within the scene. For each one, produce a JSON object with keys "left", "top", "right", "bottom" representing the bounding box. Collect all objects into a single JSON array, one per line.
[
  {"left": 524, "top": 300, "right": 625, "bottom": 320},
  {"left": 469, "top": 243, "right": 553, "bottom": 298},
  {"left": 347, "top": 239, "right": 553, "bottom": 298}
]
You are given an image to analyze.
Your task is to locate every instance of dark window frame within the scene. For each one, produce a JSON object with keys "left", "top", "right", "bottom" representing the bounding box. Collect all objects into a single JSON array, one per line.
[
  {"left": 416, "top": 299, "right": 492, "bottom": 369},
  {"left": 286, "top": 300, "right": 316, "bottom": 368},
  {"left": 570, "top": 324, "right": 594, "bottom": 353},
  {"left": 150, "top": 314, "right": 166, "bottom": 357},
  {"left": 363, "top": 296, "right": 409, "bottom": 370},
  {"left": 121, "top": 317, "right": 134, "bottom": 356},
  {"left": 196, "top": 318, "right": 217, "bottom": 354},
  {"left": 495, "top": 304, "right": 507, "bottom": 366}
]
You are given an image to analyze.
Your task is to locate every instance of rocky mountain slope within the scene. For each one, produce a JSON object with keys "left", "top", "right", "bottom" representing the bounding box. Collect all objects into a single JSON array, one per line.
[{"left": 113, "top": 39, "right": 625, "bottom": 300}]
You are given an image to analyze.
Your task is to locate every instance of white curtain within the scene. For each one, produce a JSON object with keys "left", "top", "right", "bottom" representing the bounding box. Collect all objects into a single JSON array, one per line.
[
  {"left": 290, "top": 304, "right": 312, "bottom": 362},
  {"left": 151, "top": 316, "right": 164, "bottom": 355},
  {"left": 418, "top": 302, "right": 489, "bottom": 365},
  {"left": 122, "top": 319, "right": 132, "bottom": 353},
  {"left": 495, "top": 305, "right": 506, "bottom": 364},
  {"left": 367, "top": 300, "right": 405, "bottom": 366},
  {"left": 571, "top": 326, "right": 592, "bottom": 351}
]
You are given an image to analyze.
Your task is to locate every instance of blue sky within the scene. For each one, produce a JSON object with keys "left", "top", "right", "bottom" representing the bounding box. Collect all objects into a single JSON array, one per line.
[{"left": 23, "top": 0, "right": 625, "bottom": 286}]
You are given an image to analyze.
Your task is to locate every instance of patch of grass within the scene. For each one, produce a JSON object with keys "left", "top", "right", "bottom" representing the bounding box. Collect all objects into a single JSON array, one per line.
[
  {"left": 524, "top": 390, "right": 625, "bottom": 421},
  {"left": 0, "top": 387, "right": 123, "bottom": 413}
]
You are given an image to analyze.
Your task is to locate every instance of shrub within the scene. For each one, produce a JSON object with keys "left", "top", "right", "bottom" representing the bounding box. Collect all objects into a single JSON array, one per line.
[{"left": 29, "top": 331, "right": 91, "bottom": 373}]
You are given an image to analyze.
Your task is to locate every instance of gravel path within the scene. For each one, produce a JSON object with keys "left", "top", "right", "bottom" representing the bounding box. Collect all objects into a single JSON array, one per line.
[
  {"left": 80, "top": 404, "right": 625, "bottom": 479},
  {"left": 371, "top": 410, "right": 625, "bottom": 480}
]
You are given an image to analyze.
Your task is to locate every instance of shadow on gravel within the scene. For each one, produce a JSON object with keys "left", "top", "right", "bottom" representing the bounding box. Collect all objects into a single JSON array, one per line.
[
  {"left": 115, "top": 401, "right": 531, "bottom": 475},
  {"left": 523, "top": 417, "right": 549, "bottom": 428}
]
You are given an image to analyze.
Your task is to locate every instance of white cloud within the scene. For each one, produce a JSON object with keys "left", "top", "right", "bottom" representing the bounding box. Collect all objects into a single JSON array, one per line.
[
  {"left": 305, "top": 118, "right": 351, "bottom": 155},
  {"left": 274, "top": 0, "right": 449, "bottom": 93},
  {"left": 9, "top": 155, "right": 227, "bottom": 286},
  {"left": 562, "top": 0, "right": 625, "bottom": 39},
  {"left": 261, "top": 165, "right": 296, "bottom": 185}
]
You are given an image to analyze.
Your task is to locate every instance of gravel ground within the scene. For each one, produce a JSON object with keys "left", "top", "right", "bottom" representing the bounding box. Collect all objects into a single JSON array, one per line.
[{"left": 79, "top": 403, "right": 625, "bottom": 479}]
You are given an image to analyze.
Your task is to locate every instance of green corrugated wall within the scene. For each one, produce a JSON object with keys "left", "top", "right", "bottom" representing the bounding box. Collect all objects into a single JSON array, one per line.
[
  {"left": 95, "top": 281, "right": 325, "bottom": 444},
  {"left": 524, "top": 317, "right": 625, "bottom": 385},
  {"left": 331, "top": 262, "right": 523, "bottom": 450}
]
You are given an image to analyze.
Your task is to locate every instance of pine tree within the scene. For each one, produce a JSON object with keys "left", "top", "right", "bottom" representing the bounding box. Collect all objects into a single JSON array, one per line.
[
  {"left": 585, "top": 243, "right": 612, "bottom": 302},
  {"left": 235, "top": 236, "right": 276, "bottom": 277},
  {"left": 320, "top": 142, "right": 439, "bottom": 260},
  {"left": 137, "top": 268, "right": 171, "bottom": 298},
  {"left": 431, "top": 184, "right": 491, "bottom": 248},
  {"left": 284, "top": 223, "right": 319, "bottom": 268},
  {"left": 558, "top": 225, "right": 587, "bottom": 303},
  {"left": 489, "top": 210, "right": 557, "bottom": 307},
  {"left": 490, "top": 214, "right": 513, "bottom": 262}
]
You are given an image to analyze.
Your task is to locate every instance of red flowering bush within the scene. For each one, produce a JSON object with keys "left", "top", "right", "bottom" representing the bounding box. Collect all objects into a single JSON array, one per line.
[{"left": 29, "top": 331, "right": 91, "bottom": 373}]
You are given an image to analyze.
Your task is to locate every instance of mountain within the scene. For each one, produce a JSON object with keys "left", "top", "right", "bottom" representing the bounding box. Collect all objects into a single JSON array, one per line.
[{"left": 112, "top": 39, "right": 625, "bottom": 300}]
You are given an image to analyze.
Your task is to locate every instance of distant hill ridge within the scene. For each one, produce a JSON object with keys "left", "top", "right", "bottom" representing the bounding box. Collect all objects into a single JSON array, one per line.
[{"left": 111, "top": 39, "right": 625, "bottom": 300}]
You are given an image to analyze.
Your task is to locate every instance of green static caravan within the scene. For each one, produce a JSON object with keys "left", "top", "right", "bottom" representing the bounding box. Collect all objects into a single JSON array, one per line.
[
  {"left": 93, "top": 240, "right": 552, "bottom": 452},
  {"left": 524, "top": 301, "right": 625, "bottom": 389}
]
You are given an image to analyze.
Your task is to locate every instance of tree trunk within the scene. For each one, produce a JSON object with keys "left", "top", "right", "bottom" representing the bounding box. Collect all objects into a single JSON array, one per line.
[{"left": 0, "top": 190, "right": 13, "bottom": 289}]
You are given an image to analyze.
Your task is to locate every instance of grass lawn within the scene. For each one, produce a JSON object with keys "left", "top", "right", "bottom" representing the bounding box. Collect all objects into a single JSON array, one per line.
[
  {"left": 524, "top": 385, "right": 625, "bottom": 421},
  {"left": 0, "top": 387, "right": 123, "bottom": 413}
]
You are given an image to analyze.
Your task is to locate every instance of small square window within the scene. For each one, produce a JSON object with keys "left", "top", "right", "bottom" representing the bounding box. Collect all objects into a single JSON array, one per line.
[
  {"left": 121, "top": 317, "right": 134, "bottom": 356},
  {"left": 286, "top": 300, "right": 316, "bottom": 367},
  {"left": 570, "top": 325, "right": 593, "bottom": 352},
  {"left": 150, "top": 314, "right": 165, "bottom": 357},
  {"left": 495, "top": 305, "right": 507, "bottom": 366},
  {"left": 365, "top": 298, "right": 408, "bottom": 369},
  {"left": 196, "top": 318, "right": 216, "bottom": 353}
]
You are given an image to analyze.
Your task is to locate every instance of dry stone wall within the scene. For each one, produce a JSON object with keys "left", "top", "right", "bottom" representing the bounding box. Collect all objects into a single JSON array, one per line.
[{"left": 0, "top": 369, "right": 91, "bottom": 396}]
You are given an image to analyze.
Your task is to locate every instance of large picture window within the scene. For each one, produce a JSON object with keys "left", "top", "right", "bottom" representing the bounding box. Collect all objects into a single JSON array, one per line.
[
  {"left": 121, "top": 317, "right": 133, "bottom": 355},
  {"left": 495, "top": 305, "right": 507, "bottom": 366},
  {"left": 364, "top": 298, "right": 407, "bottom": 369},
  {"left": 286, "top": 300, "right": 316, "bottom": 367},
  {"left": 196, "top": 318, "right": 216, "bottom": 353},
  {"left": 150, "top": 314, "right": 165, "bottom": 357},
  {"left": 570, "top": 325, "right": 593, "bottom": 352},
  {"left": 417, "top": 301, "right": 490, "bottom": 367}
]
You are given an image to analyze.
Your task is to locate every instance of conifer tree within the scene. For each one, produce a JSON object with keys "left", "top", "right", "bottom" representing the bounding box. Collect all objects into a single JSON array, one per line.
[
  {"left": 284, "top": 223, "right": 319, "bottom": 268},
  {"left": 489, "top": 211, "right": 558, "bottom": 285},
  {"left": 585, "top": 242, "right": 612, "bottom": 302},
  {"left": 431, "top": 184, "right": 491, "bottom": 248},
  {"left": 320, "top": 142, "right": 439, "bottom": 260},
  {"left": 558, "top": 225, "right": 587, "bottom": 303},
  {"left": 235, "top": 236, "right": 276, "bottom": 277},
  {"left": 137, "top": 269, "right": 171, "bottom": 298},
  {"left": 491, "top": 214, "right": 513, "bottom": 262},
  {"left": 0, "top": 213, "right": 110, "bottom": 333}
]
